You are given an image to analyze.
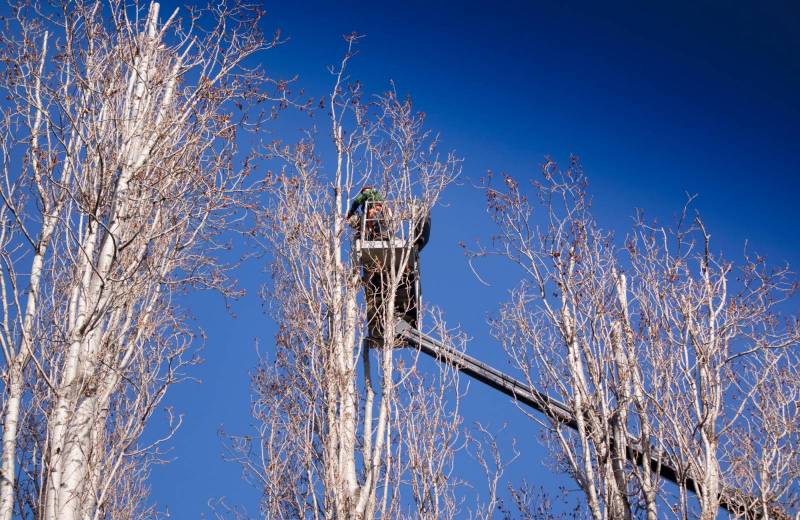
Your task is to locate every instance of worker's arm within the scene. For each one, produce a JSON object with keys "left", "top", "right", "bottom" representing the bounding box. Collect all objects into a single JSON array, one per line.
[
  {"left": 346, "top": 192, "right": 366, "bottom": 218},
  {"left": 416, "top": 215, "right": 431, "bottom": 251}
]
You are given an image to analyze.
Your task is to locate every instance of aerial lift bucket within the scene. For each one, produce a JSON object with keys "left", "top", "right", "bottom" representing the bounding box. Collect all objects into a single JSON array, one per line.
[{"left": 355, "top": 200, "right": 422, "bottom": 344}]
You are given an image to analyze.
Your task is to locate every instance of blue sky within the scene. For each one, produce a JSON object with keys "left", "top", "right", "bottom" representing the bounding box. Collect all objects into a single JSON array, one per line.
[{"left": 146, "top": 1, "right": 800, "bottom": 516}]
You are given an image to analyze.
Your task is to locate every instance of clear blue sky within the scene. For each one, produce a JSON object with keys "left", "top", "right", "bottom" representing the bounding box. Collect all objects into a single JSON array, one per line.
[{"left": 145, "top": 1, "right": 800, "bottom": 516}]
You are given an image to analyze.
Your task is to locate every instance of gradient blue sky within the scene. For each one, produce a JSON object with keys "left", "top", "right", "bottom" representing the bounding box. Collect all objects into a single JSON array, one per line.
[{"left": 146, "top": 1, "right": 800, "bottom": 516}]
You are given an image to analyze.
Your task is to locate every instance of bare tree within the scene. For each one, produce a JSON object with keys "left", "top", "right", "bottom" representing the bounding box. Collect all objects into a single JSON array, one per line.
[
  {"left": 476, "top": 159, "right": 800, "bottom": 519},
  {"left": 467, "top": 423, "right": 519, "bottom": 520},
  {"left": 228, "top": 38, "right": 464, "bottom": 519},
  {"left": 628, "top": 203, "right": 800, "bottom": 519},
  {"left": 725, "top": 349, "right": 800, "bottom": 518},
  {"left": 0, "top": 1, "right": 276, "bottom": 517}
]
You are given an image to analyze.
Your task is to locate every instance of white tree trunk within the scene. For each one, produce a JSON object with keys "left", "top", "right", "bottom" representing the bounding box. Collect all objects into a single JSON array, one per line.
[{"left": 0, "top": 0, "right": 270, "bottom": 515}]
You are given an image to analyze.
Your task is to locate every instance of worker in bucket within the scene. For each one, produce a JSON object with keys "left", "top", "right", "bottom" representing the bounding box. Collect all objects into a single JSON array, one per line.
[
  {"left": 347, "top": 185, "right": 383, "bottom": 218},
  {"left": 347, "top": 185, "right": 387, "bottom": 239}
]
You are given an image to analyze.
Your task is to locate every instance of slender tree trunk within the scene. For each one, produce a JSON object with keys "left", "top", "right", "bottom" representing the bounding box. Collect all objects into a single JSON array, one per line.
[
  {"left": 0, "top": 227, "right": 56, "bottom": 520},
  {"left": 0, "top": 364, "right": 23, "bottom": 520}
]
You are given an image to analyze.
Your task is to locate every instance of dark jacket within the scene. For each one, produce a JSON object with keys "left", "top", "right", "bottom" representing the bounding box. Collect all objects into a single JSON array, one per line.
[
  {"left": 416, "top": 215, "right": 431, "bottom": 251},
  {"left": 346, "top": 189, "right": 383, "bottom": 218}
]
